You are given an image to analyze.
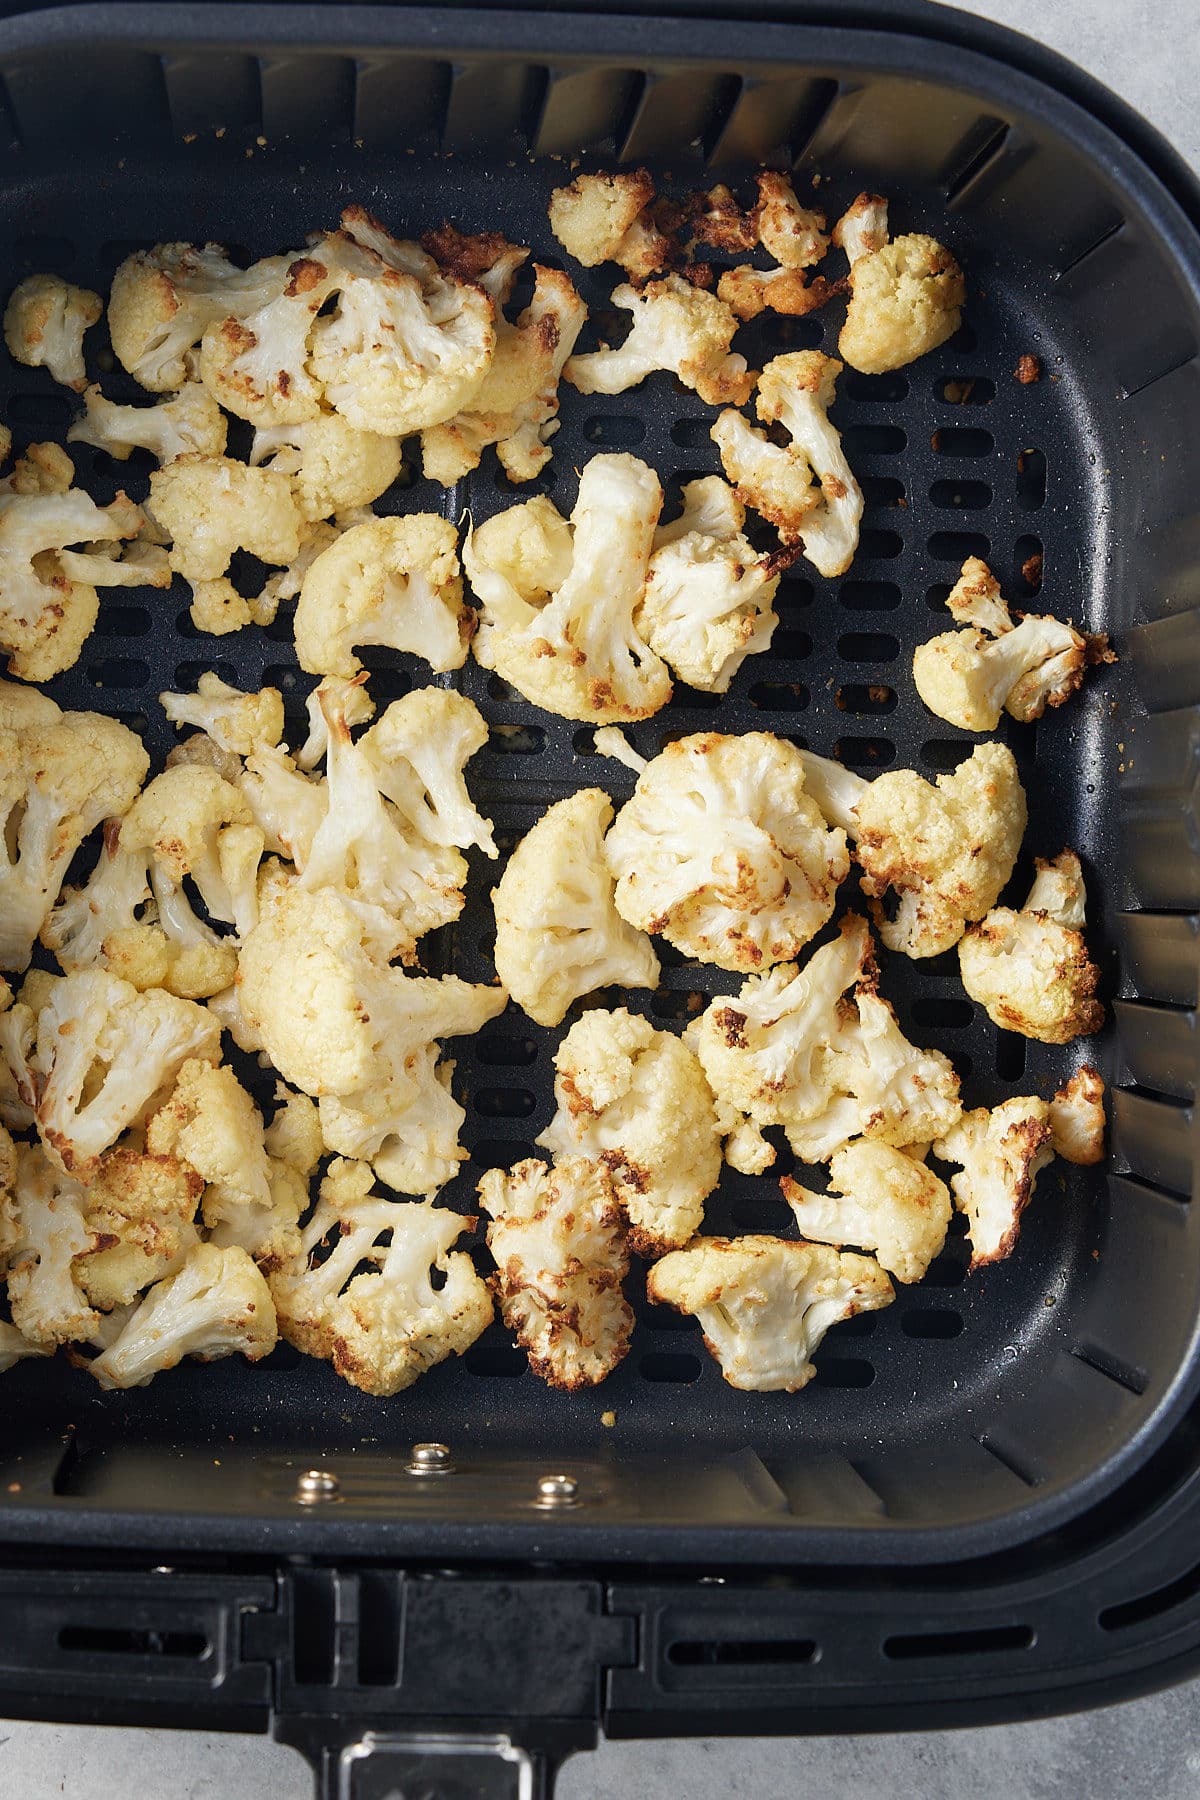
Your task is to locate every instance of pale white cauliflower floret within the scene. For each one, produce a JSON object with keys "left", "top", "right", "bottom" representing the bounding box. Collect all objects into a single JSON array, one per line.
[
  {"left": 958, "top": 850, "right": 1105, "bottom": 1044},
  {"left": 237, "top": 885, "right": 506, "bottom": 1194},
  {"left": 913, "top": 557, "right": 1114, "bottom": 731},
  {"left": 604, "top": 730, "right": 849, "bottom": 972},
  {"left": 4, "top": 274, "right": 102, "bottom": 391},
  {"left": 635, "top": 477, "right": 780, "bottom": 692},
  {"left": 2, "top": 1142, "right": 99, "bottom": 1344},
  {"left": 537, "top": 1007, "right": 723, "bottom": 1253},
  {"left": 465, "top": 453, "right": 671, "bottom": 723},
  {"left": 160, "top": 671, "right": 285, "bottom": 760},
  {"left": 492, "top": 788, "right": 659, "bottom": 1029},
  {"left": 149, "top": 453, "right": 304, "bottom": 583},
  {"left": 308, "top": 206, "right": 496, "bottom": 437},
  {"left": 147, "top": 1057, "right": 271, "bottom": 1211},
  {"left": 647, "top": 1235, "right": 894, "bottom": 1391},
  {"left": 712, "top": 350, "right": 862, "bottom": 577},
  {"left": 68, "top": 382, "right": 227, "bottom": 464},
  {"left": 422, "top": 265, "right": 588, "bottom": 485},
  {"left": 270, "top": 1157, "right": 491, "bottom": 1395},
  {"left": 688, "top": 913, "right": 961, "bottom": 1170},
  {"left": 0, "top": 1321, "right": 53, "bottom": 1372},
  {"left": 782, "top": 1138, "right": 952, "bottom": 1283},
  {"left": 89, "top": 1242, "right": 277, "bottom": 1389},
  {"left": 566, "top": 275, "right": 753, "bottom": 408},
  {"left": 798, "top": 741, "right": 1027, "bottom": 959},
  {"left": 0, "top": 476, "right": 168, "bottom": 681},
  {"left": 548, "top": 168, "right": 673, "bottom": 279},
  {"left": 249, "top": 413, "right": 402, "bottom": 521},
  {"left": 0, "top": 707, "right": 148, "bottom": 972},
  {"left": 294, "top": 513, "right": 471, "bottom": 679},
  {"left": 107, "top": 241, "right": 294, "bottom": 392},
  {"left": 478, "top": 1156, "right": 633, "bottom": 1389},
  {"left": 833, "top": 195, "right": 965, "bottom": 374}
]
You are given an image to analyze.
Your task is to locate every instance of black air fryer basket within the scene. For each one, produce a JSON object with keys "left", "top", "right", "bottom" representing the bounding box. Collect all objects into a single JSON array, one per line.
[{"left": 2, "top": 2, "right": 1200, "bottom": 1794}]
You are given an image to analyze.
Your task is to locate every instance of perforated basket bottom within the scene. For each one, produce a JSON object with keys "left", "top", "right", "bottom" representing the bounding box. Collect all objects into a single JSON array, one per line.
[{"left": 2, "top": 142, "right": 1128, "bottom": 1500}]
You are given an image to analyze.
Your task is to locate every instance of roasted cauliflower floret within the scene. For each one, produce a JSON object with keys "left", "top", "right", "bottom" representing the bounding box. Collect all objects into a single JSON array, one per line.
[
  {"left": 198, "top": 250, "right": 336, "bottom": 426},
  {"left": 359, "top": 684, "right": 496, "bottom": 857},
  {"left": 249, "top": 413, "right": 402, "bottom": 521},
  {"left": 0, "top": 708, "right": 148, "bottom": 971},
  {"left": 0, "top": 481, "right": 166, "bottom": 681},
  {"left": 478, "top": 1156, "right": 633, "bottom": 1389},
  {"left": 712, "top": 350, "right": 862, "bottom": 577},
  {"left": 492, "top": 789, "right": 660, "bottom": 1029},
  {"left": 566, "top": 275, "right": 752, "bottom": 408},
  {"left": 933, "top": 1097, "right": 1054, "bottom": 1268},
  {"left": 0, "top": 1320, "right": 53, "bottom": 1372},
  {"left": 633, "top": 477, "right": 781, "bottom": 692},
  {"left": 465, "top": 453, "right": 671, "bottom": 723},
  {"left": 13, "top": 969, "right": 221, "bottom": 1174},
  {"left": 714, "top": 173, "right": 837, "bottom": 322},
  {"left": 1050, "top": 1065, "right": 1106, "bottom": 1166},
  {"left": 647, "top": 1235, "right": 894, "bottom": 1391},
  {"left": 308, "top": 206, "right": 496, "bottom": 436},
  {"left": 755, "top": 171, "right": 830, "bottom": 268},
  {"left": 798, "top": 741, "right": 1027, "bottom": 959},
  {"left": 149, "top": 453, "right": 304, "bottom": 584},
  {"left": 4, "top": 273, "right": 102, "bottom": 391},
  {"left": 2, "top": 1143, "right": 99, "bottom": 1344},
  {"left": 959, "top": 850, "right": 1104, "bottom": 1044},
  {"left": 604, "top": 731, "right": 849, "bottom": 972},
  {"left": 238, "top": 885, "right": 506, "bottom": 1194},
  {"left": 270, "top": 1157, "right": 491, "bottom": 1395},
  {"left": 73, "top": 1141, "right": 203, "bottom": 1312},
  {"left": 688, "top": 913, "right": 961, "bottom": 1170},
  {"left": 422, "top": 265, "right": 587, "bottom": 486},
  {"left": 913, "top": 556, "right": 1114, "bottom": 731},
  {"left": 833, "top": 195, "right": 965, "bottom": 374},
  {"left": 548, "top": 168, "right": 672, "bottom": 278},
  {"left": 781, "top": 1139, "right": 952, "bottom": 1283},
  {"left": 108, "top": 240, "right": 293, "bottom": 392},
  {"left": 294, "top": 513, "right": 471, "bottom": 679},
  {"left": 89, "top": 1241, "right": 277, "bottom": 1389},
  {"left": 147, "top": 1058, "right": 271, "bottom": 1210},
  {"left": 537, "top": 1007, "right": 722, "bottom": 1253},
  {"left": 68, "top": 382, "right": 227, "bottom": 464},
  {"left": 161, "top": 671, "right": 285, "bottom": 760}
]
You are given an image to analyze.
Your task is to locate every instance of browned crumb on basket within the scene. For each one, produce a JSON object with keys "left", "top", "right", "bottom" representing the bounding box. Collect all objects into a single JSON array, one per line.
[
  {"left": 1015, "top": 353, "right": 1042, "bottom": 384},
  {"left": 1021, "top": 549, "right": 1044, "bottom": 589},
  {"left": 943, "top": 378, "right": 975, "bottom": 404}
]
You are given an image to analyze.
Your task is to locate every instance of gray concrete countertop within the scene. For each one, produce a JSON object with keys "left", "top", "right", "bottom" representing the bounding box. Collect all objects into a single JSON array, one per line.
[{"left": 4, "top": 1, "right": 1195, "bottom": 1795}]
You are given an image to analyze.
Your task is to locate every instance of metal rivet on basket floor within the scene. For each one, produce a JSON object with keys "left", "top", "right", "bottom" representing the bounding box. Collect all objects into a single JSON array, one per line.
[
  {"left": 407, "top": 1442, "right": 455, "bottom": 1476},
  {"left": 534, "top": 1473, "right": 579, "bottom": 1509},
  {"left": 295, "top": 1468, "right": 340, "bottom": 1505}
]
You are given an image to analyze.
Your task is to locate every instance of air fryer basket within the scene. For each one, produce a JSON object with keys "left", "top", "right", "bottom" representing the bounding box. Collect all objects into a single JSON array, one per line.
[{"left": 2, "top": 1, "right": 1200, "bottom": 1787}]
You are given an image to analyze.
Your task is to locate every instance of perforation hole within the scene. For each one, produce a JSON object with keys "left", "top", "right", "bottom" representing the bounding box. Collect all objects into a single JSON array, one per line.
[
  {"left": 772, "top": 629, "right": 812, "bottom": 659},
  {"left": 923, "top": 1251, "right": 969, "bottom": 1288},
  {"left": 584, "top": 414, "right": 645, "bottom": 445},
  {"left": 837, "top": 1312, "right": 879, "bottom": 1339},
  {"left": 996, "top": 1030, "right": 1027, "bottom": 1082},
  {"left": 844, "top": 371, "right": 909, "bottom": 403},
  {"left": 774, "top": 579, "right": 814, "bottom": 613},
  {"left": 927, "top": 529, "right": 991, "bottom": 561},
  {"left": 476, "top": 1035, "right": 537, "bottom": 1067},
  {"left": 836, "top": 684, "right": 896, "bottom": 716},
  {"left": 650, "top": 988, "right": 709, "bottom": 1022},
  {"left": 471, "top": 1139, "right": 536, "bottom": 1170},
  {"left": 669, "top": 685, "right": 721, "bottom": 711},
  {"left": 843, "top": 424, "right": 906, "bottom": 456},
  {"left": 812, "top": 1359, "right": 875, "bottom": 1388},
  {"left": 730, "top": 1189, "right": 785, "bottom": 1232},
  {"left": 88, "top": 657, "right": 149, "bottom": 689},
  {"left": 474, "top": 1086, "right": 536, "bottom": 1120},
  {"left": 490, "top": 723, "right": 546, "bottom": 754},
  {"left": 838, "top": 632, "right": 900, "bottom": 663},
  {"left": 7, "top": 392, "right": 76, "bottom": 432},
  {"left": 930, "top": 479, "right": 992, "bottom": 510},
  {"left": 921, "top": 739, "right": 973, "bottom": 771},
  {"left": 834, "top": 737, "right": 895, "bottom": 770},
  {"left": 466, "top": 1343, "right": 527, "bottom": 1378},
  {"left": 488, "top": 674, "right": 521, "bottom": 702},
  {"left": 670, "top": 417, "right": 718, "bottom": 448},
  {"left": 939, "top": 376, "right": 995, "bottom": 406},
  {"left": 902, "top": 1308, "right": 965, "bottom": 1340},
  {"left": 1016, "top": 447, "right": 1047, "bottom": 509},
  {"left": 861, "top": 475, "right": 906, "bottom": 508},
  {"left": 925, "top": 582, "right": 952, "bottom": 612},
  {"left": 95, "top": 605, "right": 152, "bottom": 638},
  {"left": 640, "top": 1352, "right": 702, "bottom": 1383},
  {"left": 750, "top": 681, "right": 808, "bottom": 711},
  {"left": 260, "top": 662, "right": 302, "bottom": 693},
  {"left": 1016, "top": 535, "right": 1044, "bottom": 595},
  {"left": 640, "top": 1302, "right": 701, "bottom": 1334},
  {"left": 859, "top": 527, "right": 904, "bottom": 560},
  {"left": 932, "top": 426, "right": 994, "bottom": 456},
  {"left": 911, "top": 996, "right": 974, "bottom": 1030},
  {"left": 838, "top": 581, "right": 902, "bottom": 611}
]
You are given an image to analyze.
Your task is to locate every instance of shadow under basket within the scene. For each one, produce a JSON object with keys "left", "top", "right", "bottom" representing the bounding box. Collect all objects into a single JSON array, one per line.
[{"left": 3, "top": 2, "right": 1200, "bottom": 1792}]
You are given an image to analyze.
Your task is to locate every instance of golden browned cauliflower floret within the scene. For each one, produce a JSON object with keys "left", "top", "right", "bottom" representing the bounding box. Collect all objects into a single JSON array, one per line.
[
  {"left": 798, "top": 741, "right": 1027, "bottom": 959},
  {"left": 161, "top": 670, "right": 285, "bottom": 760},
  {"left": 603, "top": 730, "right": 849, "bottom": 972},
  {"left": 634, "top": 477, "right": 780, "bottom": 692},
  {"left": 294, "top": 513, "right": 471, "bottom": 679},
  {"left": 4, "top": 273, "right": 102, "bottom": 391},
  {"left": 782, "top": 1138, "right": 952, "bottom": 1284},
  {"left": 566, "top": 275, "right": 753, "bottom": 408},
  {"left": 465, "top": 453, "right": 671, "bottom": 723},
  {"left": 198, "top": 250, "right": 336, "bottom": 426},
  {"left": 537, "top": 1007, "right": 723, "bottom": 1254},
  {"left": 933, "top": 1097, "right": 1054, "bottom": 1268},
  {"left": 548, "top": 168, "right": 673, "bottom": 279},
  {"left": 422, "top": 265, "right": 587, "bottom": 486},
  {"left": 647, "top": 1235, "right": 894, "bottom": 1391},
  {"left": 249, "top": 413, "right": 402, "bottom": 521},
  {"left": 73, "top": 1140, "right": 204, "bottom": 1313},
  {"left": 959, "top": 850, "right": 1104, "bottom": 1044},
  {"left": 833, "top": 194, "right": 965, "bottom": 374},
  {"left": 308, "top": 206, "right": 496, "bottom": 437},
  {"left": 1050, "top": 1065, "right": 1106, "bottom": 1165},
  {"left": 913, "top": 556, "right": 1115, "bottom": 732},
  {"left": 492, "top": 789, "right": 660, "bottom": 1028},
  {"left": 2, "top": 1141, "right": 100, "bottom": 1344},
  {"left": 1, "top": 707, "right": 148, "bottom": 971},
  {"left": 715, "top": 171, "right": 838, "bottom": 322},
  {"left": 89, "top": 1241, "right": 277, "bottom": 1389},
  {"left": 270, "top": 1157, "right": 491, "bottom": 1395},
  {"left": 149, "top": 452, "right": 305, "bottom": 584},
  {"left": 68, "top": 382, "right": 227, "bottom": 464},
  {"left": 107, "top": 240, "right": 295, "bottom": 392},
  {"left": 688, "top": 913, "right": 961, "bottom": 1171},
  {"left": 478, "top": 1156, "right": 633, "bottom": 1389},
  {"left": 711, "top": 350, "right": 862, "bottom": 576}
]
